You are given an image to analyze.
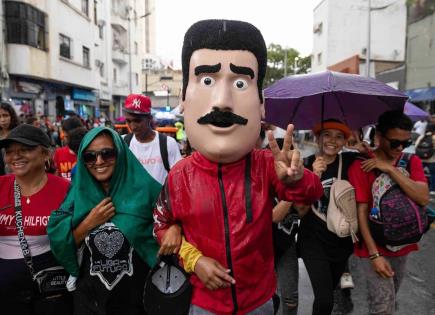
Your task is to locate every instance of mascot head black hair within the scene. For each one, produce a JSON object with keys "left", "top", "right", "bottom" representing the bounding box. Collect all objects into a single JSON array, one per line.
[{"left": 181, "top": 19, "right": 267, "bottom": 103}]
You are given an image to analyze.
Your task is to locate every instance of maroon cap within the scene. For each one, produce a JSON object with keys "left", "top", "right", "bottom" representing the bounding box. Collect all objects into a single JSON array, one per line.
[{"left": 123, "top": 94, "right": 151, "bottom": 115}]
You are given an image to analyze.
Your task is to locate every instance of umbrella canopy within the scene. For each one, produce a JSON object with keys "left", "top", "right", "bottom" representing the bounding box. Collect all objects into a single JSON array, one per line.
[
  {"left": 264, "top": 71, "right": 408, "bottom": 130},
  {"left": 404, "top": 101, "right": 429, "bottom": 122}
]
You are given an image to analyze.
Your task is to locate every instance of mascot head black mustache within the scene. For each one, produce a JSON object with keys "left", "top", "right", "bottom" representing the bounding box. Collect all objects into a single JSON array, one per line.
[{"left": 197, "top": 109, "right": 248, "bottom": 128}]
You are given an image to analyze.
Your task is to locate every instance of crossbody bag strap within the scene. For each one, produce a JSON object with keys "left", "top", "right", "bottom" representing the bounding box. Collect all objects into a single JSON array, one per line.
[
  {"left": 13, "top": 179, "right": 35, "bottom": 276},
  {"left": 337, "top": 154, "right": 343, "bottom": 180}
]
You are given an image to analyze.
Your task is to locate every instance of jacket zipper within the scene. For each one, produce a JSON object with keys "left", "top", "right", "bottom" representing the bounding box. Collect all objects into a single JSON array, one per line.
[{"left": 218, "top": 164, "right": 238, "bottom": 315}]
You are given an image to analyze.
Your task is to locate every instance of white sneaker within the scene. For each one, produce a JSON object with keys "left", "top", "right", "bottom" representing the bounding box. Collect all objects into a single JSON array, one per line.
[{"left": 340, "top": 272, "right": 355, "bottom": 289}]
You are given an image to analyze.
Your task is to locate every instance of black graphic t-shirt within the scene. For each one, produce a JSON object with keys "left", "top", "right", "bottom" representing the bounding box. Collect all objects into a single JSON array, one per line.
[
  {"left": 298, "top": 152, "right": 358, "bottom": 261},
  {"left": 306, "top": 152, "right": 357, "bottom": 216},
  {"left": 85, "top": 222, "right": 133, "bottom": 290}
]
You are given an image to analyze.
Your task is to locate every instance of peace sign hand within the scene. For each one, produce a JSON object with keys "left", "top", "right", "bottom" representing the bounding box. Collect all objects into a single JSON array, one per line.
[{"left": 268, "top": 124, "right": 305, "bottom": 185}]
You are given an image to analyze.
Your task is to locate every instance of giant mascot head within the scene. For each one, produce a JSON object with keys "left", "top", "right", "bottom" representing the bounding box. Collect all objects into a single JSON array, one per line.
[{"left": 181, "top": 19, "right": 267, "bottom": 163}]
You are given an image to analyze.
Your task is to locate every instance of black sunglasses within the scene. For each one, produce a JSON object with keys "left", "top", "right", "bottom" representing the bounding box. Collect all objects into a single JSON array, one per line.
[
  {"left": 82, "top": 148, "right": 117, "bottom": 164},
  {"left": 384, "top": 137, "right": 412, "bottom": 149}
]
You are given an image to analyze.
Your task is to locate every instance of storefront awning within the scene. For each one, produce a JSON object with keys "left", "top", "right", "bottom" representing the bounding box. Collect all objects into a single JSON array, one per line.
[
  {"left": 72, "top": 88, "right": 96, "bottom": 102},
  {"left": 405, "top": 87, "right": 435, "bottom": 102}
]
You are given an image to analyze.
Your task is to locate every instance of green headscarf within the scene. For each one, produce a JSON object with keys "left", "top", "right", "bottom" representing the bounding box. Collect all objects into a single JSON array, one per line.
[{"left": 48, "top": 127, "right": 162, "bottom": 276}]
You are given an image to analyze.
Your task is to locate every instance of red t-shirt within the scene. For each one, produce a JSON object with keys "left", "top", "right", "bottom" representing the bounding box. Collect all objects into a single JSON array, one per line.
[
  {"left": 0, "top": 174, "right": 70, "bottom": 259},
  {"left": 348, "top": 152, "right": 427, "bottom": 257},
  {"left": 53, "top": 146, "right": 77, "bottom": 180}
]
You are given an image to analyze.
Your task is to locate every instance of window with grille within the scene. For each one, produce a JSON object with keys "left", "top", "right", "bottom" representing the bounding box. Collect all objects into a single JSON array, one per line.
[
  {"left": 4, "top": 1, "right": 47, "bottom": 50},
  {"left": 83, "top": 46, "right": 90, "bottom": 67},
  {"left": 82, "top": 0, "right": 89, "bottom": 16},
  {"left": 60, "top": 34, "right": 71, "bottom": 59}
]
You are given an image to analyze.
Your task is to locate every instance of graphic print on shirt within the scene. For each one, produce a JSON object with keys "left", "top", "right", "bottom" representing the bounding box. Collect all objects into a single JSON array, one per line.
[
  {"left": 313, "top": 177, "right": 334, "bottom": 215},
  {"left": 85, "top": 222, "right": 133, "bottom": 290}
]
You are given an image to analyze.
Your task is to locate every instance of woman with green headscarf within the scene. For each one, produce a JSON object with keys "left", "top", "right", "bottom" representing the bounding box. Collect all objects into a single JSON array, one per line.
[{"left": 48, "top": 127, "right": 162, "bottom": 315}]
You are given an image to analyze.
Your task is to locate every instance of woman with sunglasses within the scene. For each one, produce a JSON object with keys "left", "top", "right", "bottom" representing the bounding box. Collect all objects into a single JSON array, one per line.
[
  {"left": 48, "top": 127, "right": 162, "bottom": 315},
  {"left": 0, "top": 124, "right": 72, "bottom": 315},
  {"left": 298, "top": 119, "right": 362, "bottom": 315}
]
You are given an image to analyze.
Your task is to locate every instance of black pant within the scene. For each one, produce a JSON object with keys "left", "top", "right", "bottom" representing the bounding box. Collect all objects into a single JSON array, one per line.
[
  {"left": 0, "top": 256, "right": 73, "bottom": 315},
  {"left": 74, "top": 251, "right": 150, "bottom": 315},
  {"left": 302, "top": 258, "right": 346, "bottom": 315},
  {"left": 1, "top": 294, "right": 73, "bottom": 315}
]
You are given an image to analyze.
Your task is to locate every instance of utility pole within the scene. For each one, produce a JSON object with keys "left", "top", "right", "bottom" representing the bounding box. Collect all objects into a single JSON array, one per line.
[
  {"left": 366, "top": 0, "right": 397, "bottom": 78},
  {"left": 284, "top": 48, "right": 287, "bottom": 77},
  {"left": 366, "top": 0, "right": 371, "bottom": 77},
  {"left": 127, "top": 10, "right": 132, "bottom": 94},
  {"left": 294, "top": 57, "right": 300, "bottom": 75}
]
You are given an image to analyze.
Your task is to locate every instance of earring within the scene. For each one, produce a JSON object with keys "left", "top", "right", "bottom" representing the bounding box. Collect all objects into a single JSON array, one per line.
[{"left": 45, "top": 159, "right": 51, "bottom": 172}]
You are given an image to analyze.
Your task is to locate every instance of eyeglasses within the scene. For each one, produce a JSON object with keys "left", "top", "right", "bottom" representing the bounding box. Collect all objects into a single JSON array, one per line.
[
  {"left": 384, "top": 137, "right": 412, "bottom": 149},
  {"left": 82, "top": 148, "right": 117, "bottom": 164}
]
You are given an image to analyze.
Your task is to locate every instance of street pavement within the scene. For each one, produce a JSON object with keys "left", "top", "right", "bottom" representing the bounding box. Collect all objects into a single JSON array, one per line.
[
  {"left": 295, "top": 141, "right": 435, "bottom": 315},
  {"left": 297, "top": 228, "right": 435, "bottom": 315}
]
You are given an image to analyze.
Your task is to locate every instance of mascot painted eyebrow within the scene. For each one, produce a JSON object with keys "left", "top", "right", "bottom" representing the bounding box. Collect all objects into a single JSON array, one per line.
[{"left": 153, "top": 19, "right": 323, "bottom": 315}]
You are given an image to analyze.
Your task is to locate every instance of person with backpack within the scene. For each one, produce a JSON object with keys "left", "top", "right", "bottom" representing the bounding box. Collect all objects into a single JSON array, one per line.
[
  {"left": 299, "top": 119, "right": 360, "bottom": 315},
  {"left": 348, "top": 110, "right": 429, "bottom": 315},
  {"left": 122, "top": 94, "right": 182, "bottom": 185}
]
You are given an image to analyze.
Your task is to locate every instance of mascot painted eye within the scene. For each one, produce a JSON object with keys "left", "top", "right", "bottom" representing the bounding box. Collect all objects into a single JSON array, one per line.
[
  {"left": 200, "top": 76, "right": 215, "bottom": 86},
  {"left": 233, "top": 79, "right": 248, "bottom": 90}
]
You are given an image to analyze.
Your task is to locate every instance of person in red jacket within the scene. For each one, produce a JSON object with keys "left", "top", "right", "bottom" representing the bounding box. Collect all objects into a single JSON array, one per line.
[{"left": 153, "top": 19, "right": 323, "bottom": 315}]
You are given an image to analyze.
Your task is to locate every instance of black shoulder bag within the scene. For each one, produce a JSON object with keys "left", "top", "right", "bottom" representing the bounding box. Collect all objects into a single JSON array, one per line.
[{"left": 14, "top": 180, "right": 69, "bottom": 296}]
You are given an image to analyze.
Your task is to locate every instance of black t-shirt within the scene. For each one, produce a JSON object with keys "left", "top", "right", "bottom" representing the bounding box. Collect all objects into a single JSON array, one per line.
[{"left": 298, "top": 152, "right": 358, "bottom": 262}]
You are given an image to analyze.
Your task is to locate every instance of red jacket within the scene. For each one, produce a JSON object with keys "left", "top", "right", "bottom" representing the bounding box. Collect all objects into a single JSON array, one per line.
[{"left": 154, "top": 150, "right": 322, "bottom": 315}]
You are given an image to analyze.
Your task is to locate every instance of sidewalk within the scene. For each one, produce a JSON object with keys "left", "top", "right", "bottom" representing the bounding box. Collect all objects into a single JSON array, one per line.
[{"left": 296, "top": 229, "right": 435, "bottom": 315}]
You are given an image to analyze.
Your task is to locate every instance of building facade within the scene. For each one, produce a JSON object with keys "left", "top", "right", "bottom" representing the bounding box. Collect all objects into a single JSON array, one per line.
[
  {"left": 1, "top": 0, "right": 150, "bottom": 120},
  {"left": 405, "top": 0, "right": 435, "bottom": 112},
  {"left": 312, "top": 0, "right": 407, "bottom": 79}
]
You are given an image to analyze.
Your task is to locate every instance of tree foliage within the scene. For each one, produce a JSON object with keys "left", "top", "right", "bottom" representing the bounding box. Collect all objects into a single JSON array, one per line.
[{"left": 264, "top": 43, "right": 311, "bottom": 88}]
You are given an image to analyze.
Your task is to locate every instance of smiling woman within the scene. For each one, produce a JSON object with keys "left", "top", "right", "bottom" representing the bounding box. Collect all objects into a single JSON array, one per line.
[
  {"left": 47, "top": 127, "right": 162, "bottom": 315},
  {"left": 298, "top": 119, "right": 360, "bottom": 315},
  {"left": 0, "top": 124, "right": 72, "bottom": 315}
]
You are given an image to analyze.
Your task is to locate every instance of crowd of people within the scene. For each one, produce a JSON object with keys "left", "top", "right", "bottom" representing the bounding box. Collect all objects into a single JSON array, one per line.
[{"left": 0, "top": 18, "right": 432, "bottom": 315}]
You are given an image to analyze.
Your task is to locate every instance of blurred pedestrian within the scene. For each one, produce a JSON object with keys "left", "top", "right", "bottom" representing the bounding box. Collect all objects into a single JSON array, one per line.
[
  {"left": 0, "top": 102, "right": 19, "bottom": 140},
  {"left": 53, "top": 117, "right": 84, "bottom": 180},
  {"left": 123, "top": 94, "right": 181, "bottom": 185},
  {"left": 26, "top": 116, "right": 41, "bottom": 128},
  {"left": 0, "top": 124, "right": 72, "bottom": 315},
  {"left": 0, "top": 102, "right": 20, "bottom": 175},
  {"left": 48, "top": 127, "right": 161, "bottom": 315}
]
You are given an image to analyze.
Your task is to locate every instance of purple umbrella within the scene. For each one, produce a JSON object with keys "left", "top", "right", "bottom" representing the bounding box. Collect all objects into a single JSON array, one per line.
[
  {"left": 404, "top": 101, "right": 429, "bottom": 121},
  {"left": 264, "top": 71, "right": 408, "bottom": 130}
]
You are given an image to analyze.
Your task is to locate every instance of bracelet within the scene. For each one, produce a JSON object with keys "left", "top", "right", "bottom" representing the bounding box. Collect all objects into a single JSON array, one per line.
[{"left": 369, "top": 252, "right": 382, "bottom": 260}]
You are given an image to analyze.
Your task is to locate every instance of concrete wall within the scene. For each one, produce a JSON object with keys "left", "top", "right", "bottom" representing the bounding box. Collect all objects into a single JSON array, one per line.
[
  {"left": 406, "top": 12, "right": 435, "bottom": 90},
  {"left": 312, "top": 0, "right": 406, "bottom": 74}
]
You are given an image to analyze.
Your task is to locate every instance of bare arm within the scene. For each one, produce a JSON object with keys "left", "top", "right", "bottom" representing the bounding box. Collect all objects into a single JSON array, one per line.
[
  {"left": 361, "top": 159, "right": 429, "bottom": 206},
  {"left": 272, "top": 201, "right": 292, "bottom": 223},
  {"left": 387, "top": 167, "right": 429, "bottom": 206},
  {"left": 357, "top": 202, "right": 394, "bottom": 278}
]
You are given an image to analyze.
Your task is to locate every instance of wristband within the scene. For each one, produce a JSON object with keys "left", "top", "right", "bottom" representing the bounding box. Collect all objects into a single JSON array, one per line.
[{"left": 369, "top": 252, "right": 381, "bottom": 260}]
